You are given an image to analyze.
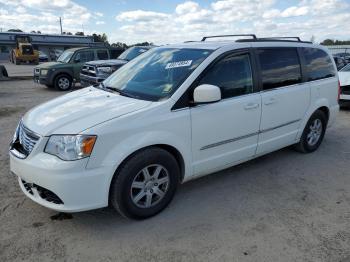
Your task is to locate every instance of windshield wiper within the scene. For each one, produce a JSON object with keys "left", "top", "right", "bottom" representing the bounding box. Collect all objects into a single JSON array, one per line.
[{"left": 103, "top": 85, "right": 138, "bottom": 99}]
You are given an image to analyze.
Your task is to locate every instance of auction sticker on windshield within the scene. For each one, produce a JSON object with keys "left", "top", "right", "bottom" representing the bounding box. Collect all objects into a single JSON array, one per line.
[{"left": 165, "top": 60, "right": 192, "bottom": 69}]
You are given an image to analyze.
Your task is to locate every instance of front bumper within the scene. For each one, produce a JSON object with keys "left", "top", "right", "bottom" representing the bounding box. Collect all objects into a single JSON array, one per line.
[
  {"left": 340, "top": 85, "right": 350, "bottom": 101},
  {"left": 33, "top": 75, "right": 49, "bottom": 85},
  {"left": 10, "top": 150, "right": 114, "bottom": 212},
  {"left": 80, "top": 74, "right": 106, "bottom": 87},
  {"left": 340, "top": 94, "right": 350, "bottom": 101}
]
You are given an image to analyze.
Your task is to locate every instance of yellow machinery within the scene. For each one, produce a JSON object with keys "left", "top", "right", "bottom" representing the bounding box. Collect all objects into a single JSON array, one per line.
[{"left": 9, "top": 35, "right": 39, "bottom": 65}]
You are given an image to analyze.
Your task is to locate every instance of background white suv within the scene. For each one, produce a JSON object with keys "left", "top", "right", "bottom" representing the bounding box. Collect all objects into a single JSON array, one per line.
[{"left": 10, "top": 35, "right": 339, "bottom": 219}]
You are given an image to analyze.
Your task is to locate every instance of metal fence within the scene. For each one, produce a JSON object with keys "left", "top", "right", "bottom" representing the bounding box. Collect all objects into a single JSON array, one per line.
[{"left": 323, "top": 45, "right": 350, "bottom": 56}]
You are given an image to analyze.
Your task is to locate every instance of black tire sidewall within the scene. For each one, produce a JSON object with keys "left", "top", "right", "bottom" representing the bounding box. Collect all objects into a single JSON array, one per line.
[
  {"left": 111, "top": 148, "right": 180, "bottom": 219},
  {"left": 55, "top": 75, "right": 72, "bottom": 91},
  {"left": 300, "top": 111, "right": 327, "bottom": 152}
]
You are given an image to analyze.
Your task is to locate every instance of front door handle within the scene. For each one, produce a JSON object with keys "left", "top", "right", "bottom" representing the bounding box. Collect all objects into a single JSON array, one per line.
[
  {"left": 244, "top": 103, "right": 259, "bottom": 110},
  {"left": 264, "top": 97, "right": 277, "bottom": 105}
]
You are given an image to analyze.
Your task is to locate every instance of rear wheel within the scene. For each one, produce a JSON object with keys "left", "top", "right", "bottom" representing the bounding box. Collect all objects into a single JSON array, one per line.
[
  {"left": 54, "top": 75, "right": 72, "bottom": 91},
  {"left": 294, "top": 110, "right": 327, "bottom": 153},
  {"left": 110, "top": 147, "right": 180, "bottom": 219}
]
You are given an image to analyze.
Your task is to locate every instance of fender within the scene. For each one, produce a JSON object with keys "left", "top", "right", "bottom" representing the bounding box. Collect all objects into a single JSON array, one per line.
[
  {"left": 83, "top": 104, "right": 193, "bottom": 204},
  {"left": 296, "top": 97, "right": 330, "bottom": 140},
  {"left": 48, "top": 67, "right": 74, "bottom": 84}
]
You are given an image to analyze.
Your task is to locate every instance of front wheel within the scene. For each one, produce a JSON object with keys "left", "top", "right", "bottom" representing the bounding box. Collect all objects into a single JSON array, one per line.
[
  {"left": 110, "top": 147, "right": 180, "bottom": 219},
  {"left": 54, "top": 75, "right": 72, "bottom": 91},
  {"left": 294, "top": 110, "right": 327, "bottom": 153}
]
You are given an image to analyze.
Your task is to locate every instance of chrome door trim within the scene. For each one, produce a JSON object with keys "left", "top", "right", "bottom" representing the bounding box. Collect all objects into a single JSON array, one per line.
[{"left": 200, "top": 119, "right": 301, "bottom": 151}]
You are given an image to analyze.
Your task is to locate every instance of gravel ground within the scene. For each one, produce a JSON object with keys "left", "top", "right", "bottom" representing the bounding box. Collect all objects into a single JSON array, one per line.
[{"left": 1, "top": 80, "right": 350, "bottom": 262}]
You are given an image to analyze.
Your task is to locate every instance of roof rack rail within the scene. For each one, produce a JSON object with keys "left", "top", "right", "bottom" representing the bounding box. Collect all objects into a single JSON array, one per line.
[
  {"left": 236, "top": 37, "right": 312, "bottom": 44},
  {"left": 259, "top": 37, "right": 302, "bottom": 41},
  {"left": 201, "top": 34, "right": 257, "bottom": 41}
]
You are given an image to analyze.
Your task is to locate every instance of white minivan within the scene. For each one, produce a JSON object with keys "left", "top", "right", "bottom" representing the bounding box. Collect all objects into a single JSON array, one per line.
[{"left": 10, "top": 35, "right": 339, "bottom": 219}]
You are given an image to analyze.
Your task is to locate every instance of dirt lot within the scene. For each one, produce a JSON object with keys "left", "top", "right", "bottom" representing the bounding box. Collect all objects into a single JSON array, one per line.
[{"left": 1, "top": 80, "right": 350, "bottom": 262}]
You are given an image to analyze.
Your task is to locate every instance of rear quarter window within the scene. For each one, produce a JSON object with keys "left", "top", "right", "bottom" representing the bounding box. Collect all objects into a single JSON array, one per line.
[{"left": 302, "top": 48, "right": 336, "bottom": 81}]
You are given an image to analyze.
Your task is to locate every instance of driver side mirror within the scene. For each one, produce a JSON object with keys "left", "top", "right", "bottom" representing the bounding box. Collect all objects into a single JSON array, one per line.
[
  {"left": 73, "top": 58, "right": 80, "bottom": 63},
  {"left": 193, "top": 84, "right": 221, "bottom": 104}
]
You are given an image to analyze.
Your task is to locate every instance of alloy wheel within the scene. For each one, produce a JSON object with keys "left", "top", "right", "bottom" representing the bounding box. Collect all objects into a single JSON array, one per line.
[
  {"left": 130, "top": 164, "right": 170, "bottom": 208},
  {"left": 306, "top": 118, "right": 322, "bottom": 146},
  {"left": 58, "top": 77, "right": 70, "bottom": 90}
]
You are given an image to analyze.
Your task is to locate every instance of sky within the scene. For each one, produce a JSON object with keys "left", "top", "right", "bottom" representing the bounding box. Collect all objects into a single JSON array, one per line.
[{"left": 0, "top": 0, "right": 350, "bottom": 45}]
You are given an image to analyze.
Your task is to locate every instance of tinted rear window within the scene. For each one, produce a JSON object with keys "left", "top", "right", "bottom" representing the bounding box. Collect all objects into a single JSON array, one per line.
[
  {"left": 258, "top": 48, "right": 302, "bottom": 90},
  {"left": 302, "top": 48, "right": 335, "bottom": 81}
]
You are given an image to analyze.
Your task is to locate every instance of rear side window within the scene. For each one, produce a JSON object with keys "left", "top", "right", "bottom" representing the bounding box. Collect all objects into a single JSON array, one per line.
[
  {"left": 258, "top": 48, "right": 301, "bottom": 90},
  {"left": 198, "top": 54, "right": 254, "bottom": 99},
  {"left": 97, "top": 50, "right": 109, "bottom": 60},
  {"left": 302, "top": 48, "right": 335, "bottom": 81}
]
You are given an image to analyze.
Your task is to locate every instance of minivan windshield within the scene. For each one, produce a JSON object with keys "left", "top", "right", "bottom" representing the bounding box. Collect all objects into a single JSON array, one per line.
[
  {"left": 103, "top": 47, "right": 212, "bottom": 101},
  {"left": 57, "top": 50, "right": 74, "bottom": 63}
]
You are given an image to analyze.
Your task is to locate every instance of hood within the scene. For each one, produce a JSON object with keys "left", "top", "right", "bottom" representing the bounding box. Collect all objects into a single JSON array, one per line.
[
  {"left": 35, "top": 61, "right": 65, "bottom": 69},
  {"left": 339, "top": 71, "right": 350, "bottom": 86},
  {"left": 22, "top": 87, "right": 152, "bottom": 136},
  {"left": 86, "top": 59, "right": 128, "bottom": 67}
]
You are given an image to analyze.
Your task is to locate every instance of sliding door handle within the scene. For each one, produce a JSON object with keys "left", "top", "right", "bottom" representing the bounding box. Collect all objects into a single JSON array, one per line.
[
  {"left": 264, "top": 97, "right": 277, "bottom": 105},
  {"left": 244, "top": 103, "right": 259, "bottom": 110}
]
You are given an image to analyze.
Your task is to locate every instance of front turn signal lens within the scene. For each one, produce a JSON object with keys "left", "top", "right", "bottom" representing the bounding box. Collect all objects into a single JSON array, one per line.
[{"left": 81, "top": 136, "right": 97, "bottom": 156}]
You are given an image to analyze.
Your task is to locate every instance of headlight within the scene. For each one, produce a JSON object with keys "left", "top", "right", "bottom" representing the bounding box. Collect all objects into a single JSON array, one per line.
[
  {"left": 40, "top": 69, "right": 48, "bottom": 76},
  {"left": 98, "top": 67, "right": 112, "bottom": 74},
  {"left": 44, "top": 135, "right": 97, "bottom": 161}
]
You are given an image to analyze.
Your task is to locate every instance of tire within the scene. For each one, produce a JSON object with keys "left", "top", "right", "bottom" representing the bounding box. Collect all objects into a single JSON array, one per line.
[
  {"left": 294, "top": 110, "right": 327, "bottom": 153},
  {"left": 110, "top": 147, "right": 180, "bottom": 219},
  {"left": 54, "top": 74, "right": 72, "bottom": 91}
]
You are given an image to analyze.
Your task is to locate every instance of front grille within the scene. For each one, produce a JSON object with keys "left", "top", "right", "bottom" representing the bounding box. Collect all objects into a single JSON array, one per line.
[
  {"left": 18, "top": 122, "right": 39, "bottom": 155},
  {"left": 81, "top": 65, "right": 97, "bottom": 77},
  {"left": 21, "top": 179, "right": 64, "bottom": 204},
  {"left": 11, "top": 121, "right": 40, "bottom": 158}
]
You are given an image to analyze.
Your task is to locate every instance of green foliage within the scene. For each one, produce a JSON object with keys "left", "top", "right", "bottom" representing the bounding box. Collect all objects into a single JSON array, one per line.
[
  {"left": 92, "top": 33, "right": 108, "bottom": 42},
  {"left": 7, "top": 29, "right": 23, "bottom": 32},
  {"left": 111, "top": 41, "right": 154, "bottom": 49},
  {"left": 321, "top": 39, "right": 350, "bottom": 45},
  {"left": 111, "top": 42, "right": 128, "bottom": 49}
]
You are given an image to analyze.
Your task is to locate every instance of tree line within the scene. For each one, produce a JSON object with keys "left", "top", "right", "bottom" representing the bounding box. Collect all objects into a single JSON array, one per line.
[{"left": 320, "top": 39, "right": 350, "bottom": 45}]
